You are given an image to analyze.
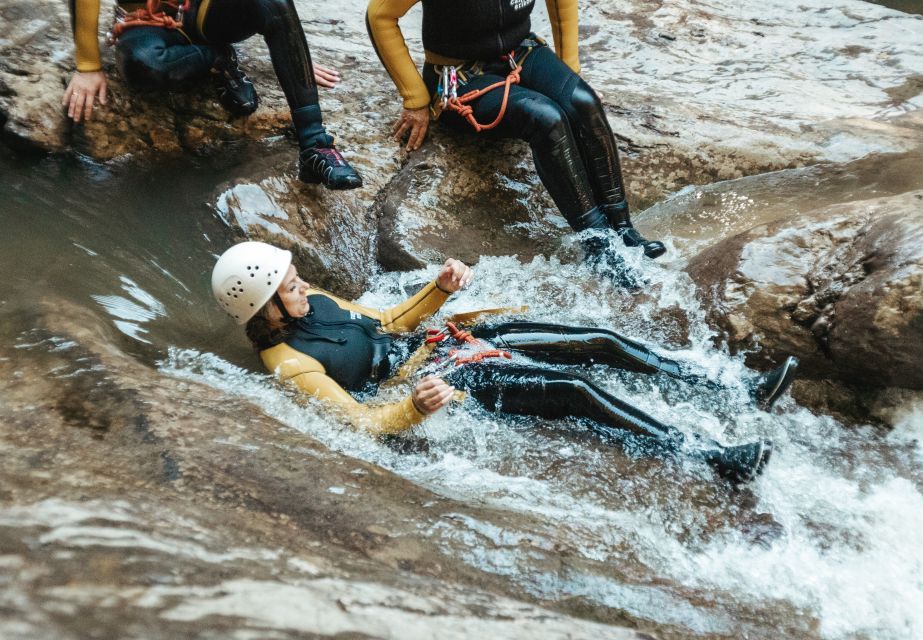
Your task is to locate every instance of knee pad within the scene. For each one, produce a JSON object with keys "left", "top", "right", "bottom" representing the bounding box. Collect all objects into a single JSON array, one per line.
[
  {"left": 568, "top": 82, "right": 605, "bottom": 123},
  {"left": 525, "top": 97, "right": 570, "bottom": 143}
]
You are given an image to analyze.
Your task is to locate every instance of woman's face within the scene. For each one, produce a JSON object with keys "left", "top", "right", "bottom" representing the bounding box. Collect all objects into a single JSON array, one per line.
[{"left": 276, "top": 264, "right": 310, "bottom": 318}]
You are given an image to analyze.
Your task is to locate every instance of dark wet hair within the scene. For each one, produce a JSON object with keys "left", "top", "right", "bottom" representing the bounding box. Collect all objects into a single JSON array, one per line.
[{"left": 245, "top": 302, "right": 289, "bottom": 350}]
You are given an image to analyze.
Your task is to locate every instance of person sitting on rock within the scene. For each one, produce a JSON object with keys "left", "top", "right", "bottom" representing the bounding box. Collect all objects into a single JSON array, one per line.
[
  {"left": 64, "top": 0, "right": 362, "bottom": 189},
  {"left": 211, "top": 241, "right": 800, "bottom": 485},
  {"left": 365, "top": 0, "right": 665, "bottom": 266}
]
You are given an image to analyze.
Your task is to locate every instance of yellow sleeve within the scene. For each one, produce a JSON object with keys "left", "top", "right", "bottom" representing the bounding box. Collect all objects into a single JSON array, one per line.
[
  {"left": 72, "top": 0, "right": 103, "bottom": 72},
  {"left": 545, "top": 0, "right": 580, "bottom": 74},
  {"left": 366, "top": 0, "right": 431, "bottom": 110},
  {"left": 261, "top": 343, "right": 427, "bottom": 436},
  {"left": 317, "top": 281, "right": 450, "bottom": 333}
]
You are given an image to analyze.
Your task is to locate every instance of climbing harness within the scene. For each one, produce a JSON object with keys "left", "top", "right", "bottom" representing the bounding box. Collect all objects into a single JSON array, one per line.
[
  {"left": 432, "top": 37, "right": 542, "bottom": 132},
  {"left": 425, "top": 322, "right": 512, "bottom": 366},
  {"left": 107, "top": 0, "right": 191, "bottom": 44}
]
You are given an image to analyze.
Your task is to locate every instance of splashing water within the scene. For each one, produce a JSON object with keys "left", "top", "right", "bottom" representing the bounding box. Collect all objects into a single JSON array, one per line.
[{"left": 162, "top": 247, "right": 923, "bottom": 640}]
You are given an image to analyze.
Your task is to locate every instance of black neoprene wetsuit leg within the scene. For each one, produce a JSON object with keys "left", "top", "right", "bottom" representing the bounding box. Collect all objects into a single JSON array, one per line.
[
  {"left": 115, "top": 26, "right": 219, "bottom": 89},
  {"left": 445, "top": 363, "right": 683, "bottom": 446},
  {"left": 469, "top": 322, "right": 694, "bottom": 380},
  {"left": 202, "top": 0, "right": 331, "bottom": 147},
  {"left": 443, "top": 361, "right": 773, "bottom": 484},
  {"left": 514, "top": 45, "right": 627, "bottom": 207},
  {"left": 423, "top": 62, "right": 605, "bottom": 232},
  {"left": 115, "top": 0, "right": 330, "bottom": 148}
]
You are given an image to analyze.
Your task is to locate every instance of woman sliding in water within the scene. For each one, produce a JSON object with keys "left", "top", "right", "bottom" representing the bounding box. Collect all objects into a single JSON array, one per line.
[
  {"left": 366, "top": 0, "right": 665, "bottom": 270},
  {"left": 211, "top": 242, "right": 799, "bottom": 484},
  {"left": 65, "top": 0, "right": 361, "bottom": 189}
]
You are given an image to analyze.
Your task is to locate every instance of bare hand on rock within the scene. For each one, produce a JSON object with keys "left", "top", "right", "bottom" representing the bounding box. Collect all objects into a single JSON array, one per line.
[
  {"left": 393, "top": 107, "right": 429, "bottom": 151},
  {"left": 313, "top": 64, "right": 341, "bottom": 89},
  {"left": 412, "top": 375, "right": 454, "bottom": 414},
  {"left": 63, "top": 71, "right": 108, "bottom": 123}
]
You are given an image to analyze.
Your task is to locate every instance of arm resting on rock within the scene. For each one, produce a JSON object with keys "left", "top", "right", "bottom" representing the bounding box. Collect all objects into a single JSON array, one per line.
[
  {"left": 545, "top": 0, "right": 580, "bottom": 74},
  {"left": 366, "top": 0, "right": 431, "bottom": 110}
]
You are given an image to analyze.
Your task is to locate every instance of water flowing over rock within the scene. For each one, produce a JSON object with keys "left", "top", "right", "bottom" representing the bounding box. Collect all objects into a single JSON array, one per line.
[
  {"left": 686, "top": 189, "right": 923, "bottom": 391},
  {"left": 0, "top": 300, "right": 650, "bottom": 640}
]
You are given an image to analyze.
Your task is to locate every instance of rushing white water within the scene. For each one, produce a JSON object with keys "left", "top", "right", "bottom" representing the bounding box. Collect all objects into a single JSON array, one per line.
[{"left": 161, "top": 243, "right": 923, "bottom": 640}]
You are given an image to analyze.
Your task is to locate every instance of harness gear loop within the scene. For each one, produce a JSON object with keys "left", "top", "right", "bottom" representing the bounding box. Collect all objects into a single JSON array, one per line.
[
  {"left": 108, "top": 0, "right": 191, "bottom": 43},
  {"left": 444, "top": 50, "right": 522, "bottom": 133},
  {"left": 425, "top": 322, "right": 512, "bottom": 365}
]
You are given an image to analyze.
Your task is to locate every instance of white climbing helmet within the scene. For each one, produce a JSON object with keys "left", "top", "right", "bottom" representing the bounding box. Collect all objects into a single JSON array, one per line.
[{"left": 212, "top": 241, "right": 292, "bottom": 324}]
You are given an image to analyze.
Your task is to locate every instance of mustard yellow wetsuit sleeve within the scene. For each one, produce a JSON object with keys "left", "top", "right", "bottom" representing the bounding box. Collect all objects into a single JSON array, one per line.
[
  {"left": 71, "top": 0, "right": 103, "bottom": 72},
  {"left": 316, "top": 281, "right": 450, "bottom": 333},
  {"left": 545, "top": 0, "right": 580, "bottom": 74},
  {"left": 261, "top": 343, "right": 427, "bottom": 435},
  {"left": 366, "top": 0, "right": 431, "bottom": 110}
]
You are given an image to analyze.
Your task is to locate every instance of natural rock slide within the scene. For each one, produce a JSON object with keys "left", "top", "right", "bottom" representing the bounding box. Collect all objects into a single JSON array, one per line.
[{"left": 2, "top": 0, "right": 923, "bottom": 638}]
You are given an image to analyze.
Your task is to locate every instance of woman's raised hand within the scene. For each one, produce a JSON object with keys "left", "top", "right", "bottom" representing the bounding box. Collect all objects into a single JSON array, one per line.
[
  {"left": 436, "top": 259, "right": 473, "bottom": 294},
  {"left": 392, "top": 106, "right": 429, "bottom": 151},
  {"left": 63, "top": 71, "right": 108, "bottom": 123},
  {"left": 412, "top": 375, "right": 454, "bottom": 414}
]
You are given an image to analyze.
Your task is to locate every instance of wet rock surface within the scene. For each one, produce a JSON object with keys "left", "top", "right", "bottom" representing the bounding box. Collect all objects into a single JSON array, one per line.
[
  {"left": 2, "top": 0, "right": 922, "bottom": 281},
  {"left": 686, "top": 189, "right": 923, "bottom": 390},
  {"left": 0, "top": 301, "right": 650, "bottom": 639}
]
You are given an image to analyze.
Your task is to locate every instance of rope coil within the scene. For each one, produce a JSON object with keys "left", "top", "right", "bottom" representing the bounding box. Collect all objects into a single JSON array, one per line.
[
  {"left": 108, "top": 0, "right": 191, "bottom": 43},
  {"left": 425, "top": 322, "right": 512, "bottom": 366}
]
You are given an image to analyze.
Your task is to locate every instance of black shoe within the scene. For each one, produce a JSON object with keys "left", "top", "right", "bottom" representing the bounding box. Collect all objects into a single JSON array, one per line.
[
  {"left": 601, "top": 202, "right": 667, "bottom": 259},
  {"left": 752, "top": 356, "right": 799, "bottom": 410},
  {"left": 705, "top": 439, "right": 773, "bottom": 485},
  {"left": 298, "top": 146, "right": 363, "bottom": 190},
  {"left": 617, "top": 227, "right": 667, "bottom": 259},
  {"left": 213, "top": 46, "right": 259, "bottom": 116}
]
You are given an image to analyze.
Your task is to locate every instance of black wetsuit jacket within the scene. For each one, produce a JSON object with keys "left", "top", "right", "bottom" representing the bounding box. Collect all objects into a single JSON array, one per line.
[
  {"left": 284, "top": 294, "right": 393, "bottom": 392},
  {"left": 421, "top": 0, "right": 537, "bottom": 62}
]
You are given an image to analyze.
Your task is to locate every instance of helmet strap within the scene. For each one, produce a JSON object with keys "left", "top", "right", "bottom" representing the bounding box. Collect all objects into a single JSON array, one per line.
[{"left": 272, "top": 292, "right": 295, "bottom": 323}]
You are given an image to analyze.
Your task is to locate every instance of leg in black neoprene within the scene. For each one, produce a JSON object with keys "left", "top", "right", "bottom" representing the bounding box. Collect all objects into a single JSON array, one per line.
[
  {"left": 446, "top": 363, "right": 772, "bottom": 484},
  {"left": 470, "top": 322, "right": 689, "bottom": 377},
  {"left": 517, "top": 46, "right": 666, "bottom": 259},
  {"left": 469, "top": 322, "right": 800, "bottom": 410},
  {"left": 116, "top": 26, "right": 218, "bottom": 90},
  {"left": 201, "top": 0, "right": 361, "bottom": 187}
]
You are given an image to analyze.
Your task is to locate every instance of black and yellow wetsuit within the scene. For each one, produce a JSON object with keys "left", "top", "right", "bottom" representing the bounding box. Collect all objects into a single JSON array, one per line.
[
  {"left": 366, "top": 0, "right": 667, "bottom": 259},
  {"left": 257, "top": 278, "right": 776, "bottom": 483},
  {"left": 69, "top": 0, "right": 331, "bottom": 148}
]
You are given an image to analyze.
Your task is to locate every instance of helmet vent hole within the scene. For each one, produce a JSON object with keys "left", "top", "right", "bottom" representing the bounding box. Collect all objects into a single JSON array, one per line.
[
  {"left": 250, "top": 303, "right": 254, "bottom": 307},
  {"left": 255, "top": 266, "right": 260, "bottom": 270},
  {"left": 237, "top": 281, "right": 241, "bottom": 285},
  {"left": 246, "top": 266, "right": 251, "bottom": 270},
  {"left": 250, "top": 274, "right": 255, "bottom": 278}
]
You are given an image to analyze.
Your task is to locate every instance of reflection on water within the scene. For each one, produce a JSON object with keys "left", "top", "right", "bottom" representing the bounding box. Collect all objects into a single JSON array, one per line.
[{"left": 2, "top": 141, "right": 923, "bottom": 640}]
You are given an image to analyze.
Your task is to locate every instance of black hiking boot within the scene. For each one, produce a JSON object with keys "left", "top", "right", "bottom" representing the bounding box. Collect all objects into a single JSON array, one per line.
[
  {"left": 704, "top": 439, "right": 773, "bottom": 485},
  {"left": 751, "top": 356, "right": 799, "bottom": 410},
  {"left": 298, "top": 146, "right": 363, "bottom": 190},
  {"left": 601, "top": 202, "right": 667, "bottom": 259},
  {"left": 213, "top": 45, "right": 259, "bottom": 116}
]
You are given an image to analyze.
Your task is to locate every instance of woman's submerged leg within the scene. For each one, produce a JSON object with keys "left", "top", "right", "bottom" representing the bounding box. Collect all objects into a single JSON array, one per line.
[
  {"left": 446, "top": 363, "right": 772, "bottom": 484},
  {"left": 200, "top": 0, "right": 361, "bottom": 188}
]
